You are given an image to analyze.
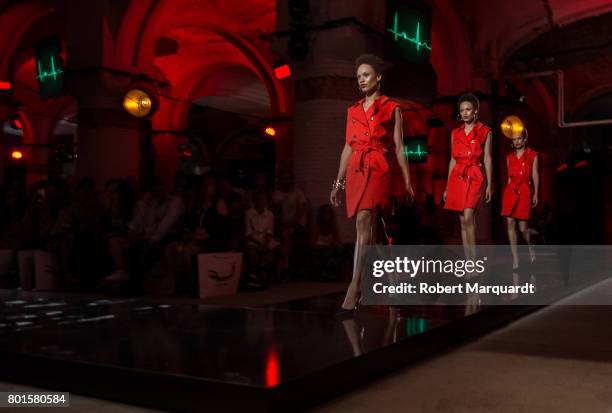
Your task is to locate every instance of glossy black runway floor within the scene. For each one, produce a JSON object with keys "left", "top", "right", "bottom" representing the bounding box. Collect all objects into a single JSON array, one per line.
[
  {"left": 1, "top": 247, "right": 609, "bottom": 412},
  {"left": 0, "top": 289, "right": 539, "bottom": 413}
]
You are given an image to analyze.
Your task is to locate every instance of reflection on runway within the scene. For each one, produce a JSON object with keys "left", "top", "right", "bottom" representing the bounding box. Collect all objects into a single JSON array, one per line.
[{"left": 0, "top": 268, "right": 602, "bottom": 413}]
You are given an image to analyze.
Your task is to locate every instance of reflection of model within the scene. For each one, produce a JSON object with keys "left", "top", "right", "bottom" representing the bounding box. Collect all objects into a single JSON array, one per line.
[
  {"left": 501, "top": 130, "right": 539, "bottom": 269},
  {"left": 443, "top": 94, "right": 492, "bottom": 260},
  {"left": 330, "top": 54, "right": 414, "bottom": 310}
]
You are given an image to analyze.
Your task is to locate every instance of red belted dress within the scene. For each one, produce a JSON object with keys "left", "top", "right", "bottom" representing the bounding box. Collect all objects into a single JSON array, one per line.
[
  {"left": 501, "top": 147, "right": 537, "bottom": 220},
  {"left": 344, "top": 96, "right": 406, "bottom": 218},
  {"left": 444, "top": 121, "right": 491, "bottom": 211}
]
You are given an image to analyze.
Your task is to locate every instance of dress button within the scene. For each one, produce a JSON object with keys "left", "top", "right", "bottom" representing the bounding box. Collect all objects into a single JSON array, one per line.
[
  {"left": 365, "top": 132, "right": 369, "bottom": 136},
  {"left": 370, "top": 116, "right": 374, "bottom": 121},
  {"left": 468, "top": 151, "right": 471, "bottom": 154},
  {"left": 352, "top": 119, "right": 356, "bottom": 123}
]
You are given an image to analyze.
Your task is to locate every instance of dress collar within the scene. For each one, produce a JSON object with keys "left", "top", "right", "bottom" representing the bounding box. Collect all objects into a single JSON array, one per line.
[
  {"left": 515, "top": 147, "right": 531, "bottom": 160},
  {"left": 352, "top": 95, "right": 389, "bottom": 109},
  {"left": 457, "top": 121, "right": 483, "bottom": 135}
]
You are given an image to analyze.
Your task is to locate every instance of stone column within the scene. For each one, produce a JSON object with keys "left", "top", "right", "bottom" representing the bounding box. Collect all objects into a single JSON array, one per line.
[
  {"left": 274, "top": 0, "right": 387, "bottom": 242},
  {"left": 60, "top": 0, "right": 145, "bottom": 186}
]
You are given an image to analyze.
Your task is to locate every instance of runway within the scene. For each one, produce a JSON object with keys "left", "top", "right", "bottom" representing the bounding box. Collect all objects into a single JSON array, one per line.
[{"left": 0, "top": 289, "right": 539, "bottom": 412}]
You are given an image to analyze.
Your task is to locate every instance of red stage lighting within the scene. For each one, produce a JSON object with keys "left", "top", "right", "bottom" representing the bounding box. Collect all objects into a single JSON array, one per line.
[
  {"left": 10, "top": 150, "right": 23, "bottom": 160},
  {"left": 180, "top": 146, "right": 193, "bottom": 159},
  {"left": 265, "top": 346, "right": 279, "bottom": 388},
  {"left": 274, "top": 64, "right": 291, "bottom": 80},
  {"left": 0, "top": 81, "right": 11, "bottom": 91},
  {"left": 264, "top": 126, "right": 277, "bottom": 137},
  {"left": 10, "top": 116, "right": 22, "bottom": 129},
  {"left": 556, "top": 163, "right": 568, "bottom": 172},
  {"left": 574, "top": 160, "right": 588, "bottom": 168}
]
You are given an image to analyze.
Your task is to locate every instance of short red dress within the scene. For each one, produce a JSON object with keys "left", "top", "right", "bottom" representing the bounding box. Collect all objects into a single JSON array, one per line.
[
  {"left": 445, "top": 122, "right": 491, "bottom": 211},
  {"left": 501, "top": 147, "right": 537, "bottom": 220},
  {"left": 344, "top": 96, "right": 406, "bottom": 218}
]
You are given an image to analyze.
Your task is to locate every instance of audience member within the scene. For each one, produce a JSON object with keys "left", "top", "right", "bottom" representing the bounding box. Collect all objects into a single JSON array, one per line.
[
  {"left": 309, "top": 204, "right": 351, "bottom": 281},
  {"left": 244, "top": 190, "right": 280, "bottom": 288},
  {"left": 165, "top": 174, "right": 226, "bottom": 295},
  {"left": 104, "top": 176, "right": 186, "bottom": 290},
  {"left": 272, "top": 171, "right": 308, "bottom": 278}
]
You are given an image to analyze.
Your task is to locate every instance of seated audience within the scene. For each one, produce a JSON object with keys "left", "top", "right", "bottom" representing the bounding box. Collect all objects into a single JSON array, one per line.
[{"left": 244, "top": 190, "right": 280, "bottom": 288}]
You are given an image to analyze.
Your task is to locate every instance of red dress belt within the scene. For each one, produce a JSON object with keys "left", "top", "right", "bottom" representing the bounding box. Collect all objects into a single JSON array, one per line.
[
  {"left": 454, "top": 158, "right": 482, "bottom": 181},
  {"left": 352, "top": 143, "right": 387, "bottom": 174}
]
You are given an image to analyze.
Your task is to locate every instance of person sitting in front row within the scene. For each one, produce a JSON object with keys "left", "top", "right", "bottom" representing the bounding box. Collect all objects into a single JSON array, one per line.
[{"left": 244, "top": 190, "right": 280, "bottom": 288}]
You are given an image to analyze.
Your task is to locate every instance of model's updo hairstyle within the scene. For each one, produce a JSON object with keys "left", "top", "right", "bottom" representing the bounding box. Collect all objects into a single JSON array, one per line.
[
  {"left": 355, "top": 54, "right": 385, "bottom": 75},
  {"left": 457, "top": 93, "right": 480, "bottom": 110}
]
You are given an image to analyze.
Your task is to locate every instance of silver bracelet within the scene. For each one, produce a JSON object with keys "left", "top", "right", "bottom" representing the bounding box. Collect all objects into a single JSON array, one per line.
[{"left": 332, "top": 178, "right": 346, "bottom": 191}]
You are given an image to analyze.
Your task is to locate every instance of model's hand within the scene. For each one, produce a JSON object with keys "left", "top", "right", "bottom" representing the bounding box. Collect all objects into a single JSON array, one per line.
[
  {"left": 532, "top": 193, "right": 538, "bottom": 207},
  {"left": 484, "top": 186, "right": 492, "bottom": 203},
  {"left": 330, "top": 188, "right": 341, "bottom": 208},
  {"left": 485, "top": 185, "right": 492, "bottom": 203},
  {"left": 405, "top": 182, "right": 415, "bottom": 205}
]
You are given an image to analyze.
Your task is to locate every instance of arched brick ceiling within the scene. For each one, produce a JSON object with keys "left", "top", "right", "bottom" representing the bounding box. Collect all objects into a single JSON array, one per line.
[
  {"left": 155, "top": 0, "right": 276, "bottom": 36},
  {"left": 507, "top": 11, "right": 612, "bottom": 114},
  {"left": 449, "top": 0, "right": 612, "bottom": 72},
  {"left": 153, "top": 28, "right": 254, "bottom": 87},
  {"left": 193, "top": 66, "right": 271, "bottom": 117}
]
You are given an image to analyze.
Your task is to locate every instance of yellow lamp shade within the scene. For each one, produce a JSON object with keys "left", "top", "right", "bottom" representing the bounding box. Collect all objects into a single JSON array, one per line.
[
  {"left": 264, "top": 126, "right": 276, "bottom": 137},
  {"left": 500, "top": 115, "right": 525, "bottom": 139},
  {"left": 123, "top": 89, "right": 153, "bottom": 118}
]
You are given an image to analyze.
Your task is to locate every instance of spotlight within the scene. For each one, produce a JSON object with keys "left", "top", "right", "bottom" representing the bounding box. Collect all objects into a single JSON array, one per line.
[
  {"left": 179, "top": 144, "right": 193, "bottom": 160},
  {"left": 574, "top": 160, "right": 588, "bottom": 169},
  {"left": 123, "top": 88, "right": 156, "bottom": 118},
  {"left": 500, "top": 115, "right": 525, "bottom": 139},
  {"left": 10, "top": 115, "right": 22, "bottom": 130},
  {"left": 264, "top": 126, "right": 277, "bottom": 137},
  {"left": 10, "top": 149, "right": 23, "bottom": 160},
  {"left": 0, "top": 81, "right": 11, "bottom": 91},
  {"left": 274, "top": 64, "right": 291, "bottom": 80}
]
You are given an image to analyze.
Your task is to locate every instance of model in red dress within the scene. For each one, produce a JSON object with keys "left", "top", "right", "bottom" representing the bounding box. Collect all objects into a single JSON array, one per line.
[
  {"left": 501, "top": 131, "right": 539, "bottom": 269},
  {"left": 443, "top": 94, "right": 492, "bottom": 261},
  {"left": 330, "top": 54, "right": 414, "bottom": 310}
]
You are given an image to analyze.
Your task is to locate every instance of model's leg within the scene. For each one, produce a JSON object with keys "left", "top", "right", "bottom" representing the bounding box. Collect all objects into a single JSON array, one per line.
[
  {"left": 464, "top": 208, "right": 477, "bottom": 260},
  {"left": 342, "top": 209, "right": 376, "bottom": 310},
  {"left": 518, "top": 220, "right": 535, "bottom": 262},
  {"left": 507, "top": 217, "right": 519, "bottom": 269}
]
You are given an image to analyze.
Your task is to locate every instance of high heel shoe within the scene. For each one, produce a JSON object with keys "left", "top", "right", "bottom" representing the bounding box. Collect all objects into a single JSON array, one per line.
[{"left": 529, "top": 253, "right": 536, "bottom": 265}]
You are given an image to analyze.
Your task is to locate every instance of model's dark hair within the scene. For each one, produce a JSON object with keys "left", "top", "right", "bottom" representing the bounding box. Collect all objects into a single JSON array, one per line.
[
  {"left": 457, "top": 93, "right": 479, "bottom": 109},
  {"left": 355, "top": 54, "right": 384, "bottom": 75}
]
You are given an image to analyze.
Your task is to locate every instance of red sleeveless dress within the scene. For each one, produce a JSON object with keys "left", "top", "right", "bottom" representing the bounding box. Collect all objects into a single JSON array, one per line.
[
  {"left": 501, "top": 147, "right": 537, "bottom": 220},
  {"left": 445, "top": 122, "right": 491, "bottom": 211},
  {"left": 344, "top": 96, "right": 406, "bottom": 218}
]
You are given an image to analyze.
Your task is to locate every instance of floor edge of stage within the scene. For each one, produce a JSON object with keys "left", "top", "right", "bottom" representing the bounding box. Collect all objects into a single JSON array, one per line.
[{"left": 0, "top": 301, "right": 540, "bottom": 413}]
